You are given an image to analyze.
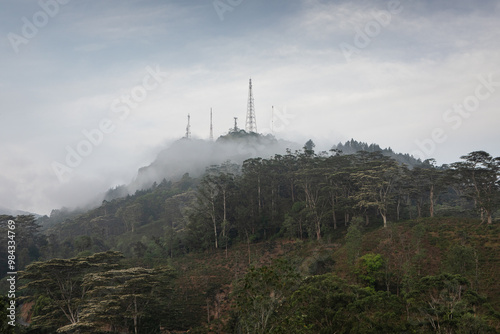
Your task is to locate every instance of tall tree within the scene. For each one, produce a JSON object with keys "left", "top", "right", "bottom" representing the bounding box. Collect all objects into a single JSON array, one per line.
[
  {"left": 295, "top": 154, "right": 327, "bottom": 240},
  {"left": 63, "top": 267, "right": 175, "bottom": 334},
  {"left": 20, "top": 251, "right": 123, "bottom": 331},
  {"left": 352, "top": 153, "right": 400, "bottom": 228},
  {"left": 232, "top": 260, "right": 301, "bottom": 334},
  {"left": 451, "top": 151, "right": 500, "bottom": 224}
]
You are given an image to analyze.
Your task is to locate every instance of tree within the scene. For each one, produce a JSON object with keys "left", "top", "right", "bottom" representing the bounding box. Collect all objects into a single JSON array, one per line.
[
  {"left": 193, "top": 174, "right": 220, "bottom": 249},
  {"left": 409, "top": 161, "right": 444, "bottom": 218},
  {"left": 0, "top": 214, "right": 45, "bottom": 272},
  {"left": 409, "top": 274, "right": 492, "bottom": 333},
  {"left": 232, "top": 260, "right": 301, "bottom": 334},
  {"left": 0, "top": 296, "right": 16, "bottom": 333},
  {"left": 61, "top": 267, "right": 175, "bottom": 334},
  {"left": 295, "top": 154, "right": 327, "bottom": 240},
  {"left": 19, "top": 251, "right": 123, "bottom": 331},
  {"left": 451, "top": 151, "right": 500, "bottom": 224},
  {"left": 303, "top": 139, "right": 315, "bottom": 156},
  {"left": 352, "top": 153, "right": 400, "bottom": 228},
  {"left": 276, "top": 274, "right": 406, "bottom": 333},
  {"left": 355, "top": 253, "right": 385, "bottom": 290}
]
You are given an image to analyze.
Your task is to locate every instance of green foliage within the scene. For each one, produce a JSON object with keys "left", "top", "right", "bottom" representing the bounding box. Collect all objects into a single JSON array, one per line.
[
  {"left": 0, "top": 215, "right": 45, "bottom": 279},
  {"left": 19, "top": 251, "right": 123, "bottom": 331},
  {"left": 275, "top": 274, "right": 407, "bottom": 334},
  {"left": 231, "top": 259, "right": 301, "bottom": 334},
  {"left": 445, "top": 245, "right": 477, "bottom": 278},
  {"left": 345, "top": 219, "right": 363, "bottom": 264},
  {"left": 408, "top": 273, "right": 494, "bottom": 333},
  {"left": 60, "top": 266, "right": 175, "bottom": 334},
  {"left": 0, "top": 295, "right": 16, "bottom": 334},
  {"left": 355, "top": 253, "right": 384, "bottom": 290}
]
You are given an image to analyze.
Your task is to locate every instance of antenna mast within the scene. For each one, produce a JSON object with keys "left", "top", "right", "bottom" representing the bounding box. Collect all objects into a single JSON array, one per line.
[
  {"left": 210, "top": 108, "right": 214, "bottom": 141},
  {"left": 245, "top": 78, "right": 257, "bottom": 133},
  {"left": 271, "top": 105, "right": 274, "bottom": 135},
  {"left": 233, "top": 117, "right": 238, "bottom": 132},
  {"left": 185, "top": 114, "right": 191, "bottom": 139}
]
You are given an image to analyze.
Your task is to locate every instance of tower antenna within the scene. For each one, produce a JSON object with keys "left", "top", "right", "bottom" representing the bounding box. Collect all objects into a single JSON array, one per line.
[
  {"left": 233, "top": 117, "right": 238, "bottom": 132},
  {"left": 210, "top": 108, "right": 214, "bottom": 141},
  {"left": 185, "top": 114, "right": 191, "bottom": 139},
  {"left": 245, "top": 78, "right": 257, "bottom": 133},
  {"left": 271, "top": 105, "right": 274, "bottom": 135}
]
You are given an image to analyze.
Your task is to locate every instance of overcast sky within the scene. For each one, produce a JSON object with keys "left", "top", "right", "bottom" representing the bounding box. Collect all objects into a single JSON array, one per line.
[{"left": 1, "top": 0, "right": 500, "bottom": 215}]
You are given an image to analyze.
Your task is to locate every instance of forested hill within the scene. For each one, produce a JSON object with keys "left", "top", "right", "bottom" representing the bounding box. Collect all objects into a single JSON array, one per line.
[
  {"left": 333, "top": 139, "right": 421, "bottom": 167},
  {"left": 127, "top": 132, "right": 300, "bottom": 194},
  {"left": 1, "top": 143, "right": 499, "bottom": 332}
]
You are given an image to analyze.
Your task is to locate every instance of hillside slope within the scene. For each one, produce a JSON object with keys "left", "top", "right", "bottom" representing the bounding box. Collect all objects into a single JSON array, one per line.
[{"left": 149, "top": 217, "right": 499, "bottom": 332}]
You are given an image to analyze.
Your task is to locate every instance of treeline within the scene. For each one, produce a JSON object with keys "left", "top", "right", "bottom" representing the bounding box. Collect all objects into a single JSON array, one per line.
[
  {"left": 13, "top": 147, "right": 499, "bottom": 263},
  {"left": 1, "top": 146, "right": 499, "bottom": 333},
  {"left": 187, "top": 148, "right": 499, "bottom": 251}
]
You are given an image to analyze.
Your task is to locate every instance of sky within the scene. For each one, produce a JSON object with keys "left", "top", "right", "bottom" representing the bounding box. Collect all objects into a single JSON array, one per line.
[{"left": 1, "top": 0, "right": 500, "bottom": 215}]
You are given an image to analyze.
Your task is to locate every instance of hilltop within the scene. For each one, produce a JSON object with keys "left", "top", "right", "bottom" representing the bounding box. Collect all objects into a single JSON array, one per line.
[{"left": 125, "top": 132, "right": 300, "bottom": 195}]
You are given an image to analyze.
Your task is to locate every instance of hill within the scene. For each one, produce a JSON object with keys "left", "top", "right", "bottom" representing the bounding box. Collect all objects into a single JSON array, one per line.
[
  {"left": 333, "top": 138, "right": 422, "bottom": 167},
  {"left": 2, "top": 143, "right": 499, "bottom": 333},
  {"left": 162, "top": 217, "right": 500, "bottom": 332},
  {"left": 127, "top": 132, "right": 300, "bottom": 194}
]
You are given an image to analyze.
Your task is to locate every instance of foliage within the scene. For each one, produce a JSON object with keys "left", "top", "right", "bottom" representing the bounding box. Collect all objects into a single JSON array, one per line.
[
  {"left": 275, "top": 273, "right": 407, "bottom": 334},
  {"left": 19, "top": 251, "right": 123, "bottom": 331},
  {"left": 231, "top": 259, "right": 301, "bottom": 334},
  {"left": 355, "top": 253, "right": 385, "bottom": 290}
]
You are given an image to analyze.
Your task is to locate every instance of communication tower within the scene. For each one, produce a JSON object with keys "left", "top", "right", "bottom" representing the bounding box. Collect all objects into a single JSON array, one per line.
[
  {"left": 185, "top": 114, "right": 191, "bottom": 139},
  {"left": 245, "top": 79, "right": 257, "bottom": 133}
]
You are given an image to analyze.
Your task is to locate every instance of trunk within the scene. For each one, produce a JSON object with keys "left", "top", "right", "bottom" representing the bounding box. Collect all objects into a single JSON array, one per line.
[
  {"left": 396, "top": 197, "right": 400, "bottom": 221},
  {"left": 211, "top": 194, "right": 218, "bottom": 249},
  {"left": 134, "top": 295, "right": 138, "bottom": 334},
  {"left": 245, "top": 229, "right": 251, "bottom": 264},
  {"left": 487, "top": 210, "right": 492, "bottom": 225},
  {"left": 257, "top": 175, "right": 261, "bottom": 215},
  {"left": 381, "top": 212, "right": 387, "bottom": 228},
  {"left": 417, "top": 201, "right": 421, "bottom": 218},
  {"left": 429, "top": 184, "right": 435, "bottom": 217},
  {"left": 222, "top": 190, "right": 226, "bottom": 237},
  {"left": 207, "top": 299, "right": 210, "bottom": 324},
  {"left": 365, "top": 214, "right": 369, "bottom": 226},
  {"left": 316, "top": 217, "right": 321, "bottom": 241},
  {"left": 331, "top": 194, "right": 337, "bottom": 230},
  {"left": 272, "top": 187, "right": 275, "bottom": 220},
  {"left": 332, "top": 206, "right": 337, "bottom": 230},
  {"left": 407, "top": 196, "right": 412, "bottom": 220},
  {"left": 299, "top": 219, "right": 303, "bottom": 240}
]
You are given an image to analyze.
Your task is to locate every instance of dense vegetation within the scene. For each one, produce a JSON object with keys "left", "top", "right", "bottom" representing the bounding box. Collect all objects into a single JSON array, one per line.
[{"left": 1, "top": 139, "right": 499, "bottom": 333}]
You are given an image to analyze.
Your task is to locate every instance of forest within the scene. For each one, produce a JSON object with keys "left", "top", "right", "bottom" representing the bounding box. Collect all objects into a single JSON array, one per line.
[{"left": 1, "top": 139, "right": 499, "bottom": 333}]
